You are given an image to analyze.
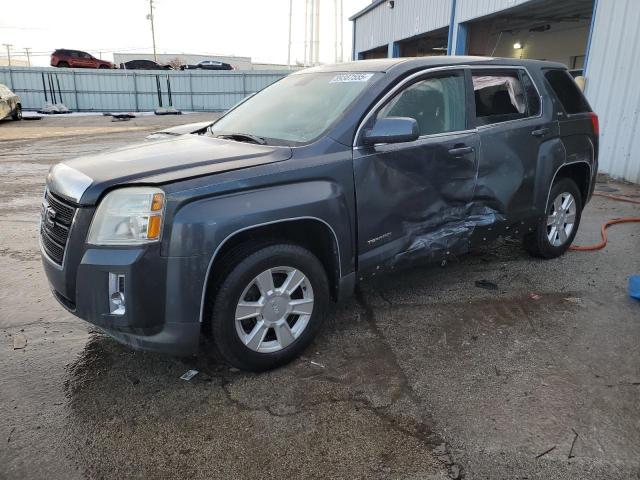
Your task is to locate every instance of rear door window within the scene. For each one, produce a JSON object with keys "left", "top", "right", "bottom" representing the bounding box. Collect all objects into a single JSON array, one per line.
[
  {"left": 472, "top": 72, "right": 528, "bottom": 125},
  {"left": 377, "top": 72, "right": 467, "bottom": 136},
  {"left": 544, "top": 69, "right": 591, "bottom": 114}
]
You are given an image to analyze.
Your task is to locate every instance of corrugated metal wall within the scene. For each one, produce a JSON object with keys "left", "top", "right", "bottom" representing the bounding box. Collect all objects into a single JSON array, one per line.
[
  {"left": 354, "top": 0, "right": 452, "bottom": 53},
  {"left": 352, "top": 0, "right": 640, "bottom": 183},
  {"left": 0, "top": 67, "right": 288, "bottom": 113},
  {"left": 584, "top": 0, "right": 640, "bottom": 183},
  {"left": 455, "top": 0, "right": 532, "bottom": 22}
]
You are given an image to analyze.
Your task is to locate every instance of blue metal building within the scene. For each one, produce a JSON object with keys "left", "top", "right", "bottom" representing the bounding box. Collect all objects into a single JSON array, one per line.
[{"left": 350, "top": 0, "right": 640, "bottom": 183}]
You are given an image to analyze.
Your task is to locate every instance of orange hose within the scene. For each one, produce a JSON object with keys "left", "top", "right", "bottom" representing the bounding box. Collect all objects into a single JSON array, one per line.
[{"left": 569, "top": 192, "right": 640, "bottom": 251}]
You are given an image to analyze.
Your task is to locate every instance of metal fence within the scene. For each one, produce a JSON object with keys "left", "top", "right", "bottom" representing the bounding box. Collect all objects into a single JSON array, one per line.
[{"left": 0, "top": 67, "right": 290, "bottom": 112}]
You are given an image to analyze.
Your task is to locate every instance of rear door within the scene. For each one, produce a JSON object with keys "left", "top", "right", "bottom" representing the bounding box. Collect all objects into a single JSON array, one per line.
[
  {"left": 471, "top": 67, "right": 552, "bottom": 221},
  {"left": 76, "top": 51, "right": 94, "bottom": 68},
  {"left": 543, "top": 69, "right": 598, "bottom": 196},
  {"left": 353, "top": 69, "right": 480, "bottom": 272}
]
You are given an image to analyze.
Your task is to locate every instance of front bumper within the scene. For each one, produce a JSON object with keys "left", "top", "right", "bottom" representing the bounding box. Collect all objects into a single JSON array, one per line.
[{"left": 42, "top": 242, "right": 205, "bottom": 356}]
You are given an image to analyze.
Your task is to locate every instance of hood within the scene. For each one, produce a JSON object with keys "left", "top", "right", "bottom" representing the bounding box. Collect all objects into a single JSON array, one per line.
[
  {"left": 146, "top": 121, "right": 213, "bottom": 139},
  {"left": 47, "top": 135, "right": 292, "bottom": 205}
]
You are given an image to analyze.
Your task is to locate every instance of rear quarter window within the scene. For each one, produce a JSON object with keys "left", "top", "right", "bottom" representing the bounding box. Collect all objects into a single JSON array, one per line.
[{"left": 544, "top": 70, "right": 591, "bottom": 114}]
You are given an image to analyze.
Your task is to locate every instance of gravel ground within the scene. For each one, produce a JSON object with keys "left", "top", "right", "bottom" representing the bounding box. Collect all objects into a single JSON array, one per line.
[{"left": 1, "top": 115, "right": 639, "bottom": 479}]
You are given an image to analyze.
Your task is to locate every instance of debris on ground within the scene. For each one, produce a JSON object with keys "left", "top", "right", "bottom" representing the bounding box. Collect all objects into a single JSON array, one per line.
[
  {"left": 475, "top": 279, "right": 498, "bottom": 290},
  {"left": 180, "top": 369, "right": 199, "bottom": 381},
  {"left": 529, "top": 293, "right": 542, "bottom": 300},
  {"left": 13, "top": 334, "right": 27, "bottom": 350},
  {"left": 154, "top": 107, "right": 182, "bottom": 116},
  {"left": 310, "top": 360, "right": 325, "bottom": 368},
  {"left": 110, "top": 113, "right": 136, "bottom": 122},
  {"left": 629, "top": 275, "right": 640, "bottom": 300},
  {"left": 38, "top": 102, "right": 71, "bottom": 115},
  {"left": 564, "top": 297, "right": 583, "bottom": 305},
  {"left": 568, "top": 428, "right": 579, "bottom": 458},
  {"left": 535, "top": 446, "right": 556, "bottom": 459}
]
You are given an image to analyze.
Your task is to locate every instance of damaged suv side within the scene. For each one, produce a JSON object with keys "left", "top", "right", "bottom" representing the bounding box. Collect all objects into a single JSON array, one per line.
[{"left": 41, "top": 57, "right": 598, "bottom": 371}]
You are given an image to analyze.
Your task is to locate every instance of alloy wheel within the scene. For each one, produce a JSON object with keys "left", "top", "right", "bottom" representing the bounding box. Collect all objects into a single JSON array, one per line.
[
  {"left": 547, "top": 192, "right": 577, "bottom": 247},
  {"left": 234, "top": 266, "right": 314, "bottom": 353}
]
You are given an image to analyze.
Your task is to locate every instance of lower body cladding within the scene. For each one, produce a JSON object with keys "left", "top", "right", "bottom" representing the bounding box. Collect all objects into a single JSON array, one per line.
[{"left": 42, "top": 245, "right": 208, "bottom": 356}]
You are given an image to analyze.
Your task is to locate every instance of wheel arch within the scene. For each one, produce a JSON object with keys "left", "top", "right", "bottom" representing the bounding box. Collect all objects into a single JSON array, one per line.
[
  {"left": 545, "top": 161, "right": 592, "bottom": 211},
  {"left": 199, "top": 217, "right": 342, "bottom": 324}
]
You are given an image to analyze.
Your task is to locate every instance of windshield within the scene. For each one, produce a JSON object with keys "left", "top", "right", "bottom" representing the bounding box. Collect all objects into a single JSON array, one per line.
[{"left": 211, "top": 72, "right": 378, "bottom": 144}]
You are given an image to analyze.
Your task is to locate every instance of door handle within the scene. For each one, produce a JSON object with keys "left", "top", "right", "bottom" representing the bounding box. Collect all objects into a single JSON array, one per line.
[
  {"left": 531, "top": 127, "right": 550, "bottom": 137},
  {"left": 448, "top": 146, "right": 474, "bottom": 156}
]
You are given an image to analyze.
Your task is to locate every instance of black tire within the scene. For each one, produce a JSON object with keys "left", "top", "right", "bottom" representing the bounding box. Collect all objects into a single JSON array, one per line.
[
  {"left": 524, "top": 177, "right": 583, "bottom": 259},
  {"left": 98, "top": 65, "right": 109, "bottom": 69},
  {"left": 209, "top": 243, "right": 329, "bottom": 372},
  {"left": 11, "top": 104, "right": 22, "bottom": 121},
  {"left": 57, "top": 61, "right": 69, "bottom": 68}
]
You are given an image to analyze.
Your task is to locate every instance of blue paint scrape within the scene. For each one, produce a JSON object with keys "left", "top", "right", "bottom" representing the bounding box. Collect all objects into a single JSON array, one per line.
[{"left": 630, "top": 276, "right": 640, "bottom": 301}]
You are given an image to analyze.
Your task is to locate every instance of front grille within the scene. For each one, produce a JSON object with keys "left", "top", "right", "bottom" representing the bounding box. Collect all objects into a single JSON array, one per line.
[{"left": 40, "top": 191, "right": 77, "bottom": 265}]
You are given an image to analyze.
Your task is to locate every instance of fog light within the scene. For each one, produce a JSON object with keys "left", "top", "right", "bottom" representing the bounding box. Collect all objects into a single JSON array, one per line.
[{"left": 109, "top": 273, "right": 126, "bottom": 315}]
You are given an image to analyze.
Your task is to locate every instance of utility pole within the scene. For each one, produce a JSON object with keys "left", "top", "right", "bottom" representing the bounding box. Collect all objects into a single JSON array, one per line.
[
  {"left": 2, "top": 44, "right": 12, "bottom": 67},
  {"left": 304, "top": 0, "right": 311, "bottom": 67},
  {"left": 339, "top": 0, "right": 343, "bottom": 62},
  {"left": 147, "top": 0, "right": 158, "bottom": 63},
  {"left": 24, "top": 48, "right": 31, "bottom": 67},
  {"left": 313, "top": 0, "right": 320, "bottom": 65},
  {"left": 287, "top": 0, "right": 293, "bottom": 67},
  {"left": 334, "top": 0, "right": 339, "bottom": 62}
]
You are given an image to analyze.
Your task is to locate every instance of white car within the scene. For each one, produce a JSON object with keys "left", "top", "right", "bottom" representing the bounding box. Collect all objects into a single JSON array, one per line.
[{"left": 0, "top": 84, "right": 22, "bottom": 121}]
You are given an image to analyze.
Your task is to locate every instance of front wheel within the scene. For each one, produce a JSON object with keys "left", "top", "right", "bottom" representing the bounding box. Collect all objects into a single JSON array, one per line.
[
  {"left": 11, "top": 104, "right": 22, "bottom": 121},
  {"left": 209, "top": 243, "right": 329, "bottom": 372},
  {"left": 524, "top": 177, "right": 583, "bottom": 259}
]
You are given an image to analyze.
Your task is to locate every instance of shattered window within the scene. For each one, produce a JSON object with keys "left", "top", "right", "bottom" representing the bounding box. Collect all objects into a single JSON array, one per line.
[
  {"left": 473, "top": 73, "right": 527, "bottom": 125},
  {"left": 378, "top": 74, "right": 466, "bottom": 136}
]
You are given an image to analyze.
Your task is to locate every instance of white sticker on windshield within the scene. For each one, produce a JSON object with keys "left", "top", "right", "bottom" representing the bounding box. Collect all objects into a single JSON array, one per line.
[{"left": 330, "top": 73, "right": 374, "bottom": 83}]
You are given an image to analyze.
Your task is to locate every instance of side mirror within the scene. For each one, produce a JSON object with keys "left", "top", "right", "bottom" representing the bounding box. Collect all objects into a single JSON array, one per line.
[{"left": 363, "top": 117, "right": 419, "bottom": 146}]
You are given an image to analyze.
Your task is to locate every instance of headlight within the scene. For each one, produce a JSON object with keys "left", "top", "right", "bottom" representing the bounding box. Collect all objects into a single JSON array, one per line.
[{"left": 87, "top": 187, "right": 165, "bottom": 245}]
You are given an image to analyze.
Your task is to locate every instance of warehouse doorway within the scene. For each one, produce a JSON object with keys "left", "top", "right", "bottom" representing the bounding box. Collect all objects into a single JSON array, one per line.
[
  {"left": 359, "top": 45, "right": 389, "bottom": 60},
  {"left": 464, "top": 0, "right": 595, "bottom": 71},
  {"left": 398, "top": 27, "right": 449, "bottom": 57}
]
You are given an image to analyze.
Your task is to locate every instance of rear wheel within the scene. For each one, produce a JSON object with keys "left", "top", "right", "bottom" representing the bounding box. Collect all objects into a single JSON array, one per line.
[
  {"left": 11, "top": 104, "right": 22, "bottom": 121},
  {"left": 57, "top": 61, "right": 69, "bottom": 68},
  {"left": 209, "top": 243, "right": 329, "bottom": 371},
  {"left": 524, "top": 177, "right": 583, "bottom": 259},
  {"left": 98, "top": 65, "right": 109, "bottom": 69}
]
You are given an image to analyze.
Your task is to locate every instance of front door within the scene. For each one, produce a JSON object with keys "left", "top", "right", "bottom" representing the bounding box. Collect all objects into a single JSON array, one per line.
[{"left": 353, "top": 69, "right": 481, "bottom": 273}]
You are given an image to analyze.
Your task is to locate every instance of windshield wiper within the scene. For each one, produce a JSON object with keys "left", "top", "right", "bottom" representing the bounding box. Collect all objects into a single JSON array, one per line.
[{"left": 215, "top": 132, "right": 267, "bottom": 145}]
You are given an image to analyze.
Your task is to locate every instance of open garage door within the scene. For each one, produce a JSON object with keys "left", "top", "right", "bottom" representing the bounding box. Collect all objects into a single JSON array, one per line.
[
  {"left": 465, "top": 0, "right": 594, "bottom": 71},
  {"left": 398, "top": 27, "right": 449, "bottom": 57},
  {"left": 360, "top": 45, "right": 388, "bottom": 60}
]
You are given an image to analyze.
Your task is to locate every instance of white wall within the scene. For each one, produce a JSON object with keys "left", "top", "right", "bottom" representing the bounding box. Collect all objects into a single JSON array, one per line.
[{"left": 487, "top": 23, "right": 590, "bottom": 67}]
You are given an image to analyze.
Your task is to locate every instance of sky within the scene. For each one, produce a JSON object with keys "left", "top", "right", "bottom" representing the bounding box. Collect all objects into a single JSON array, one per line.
[{"left": 0, "top": 0, "right": 371, "bottom": 66}]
